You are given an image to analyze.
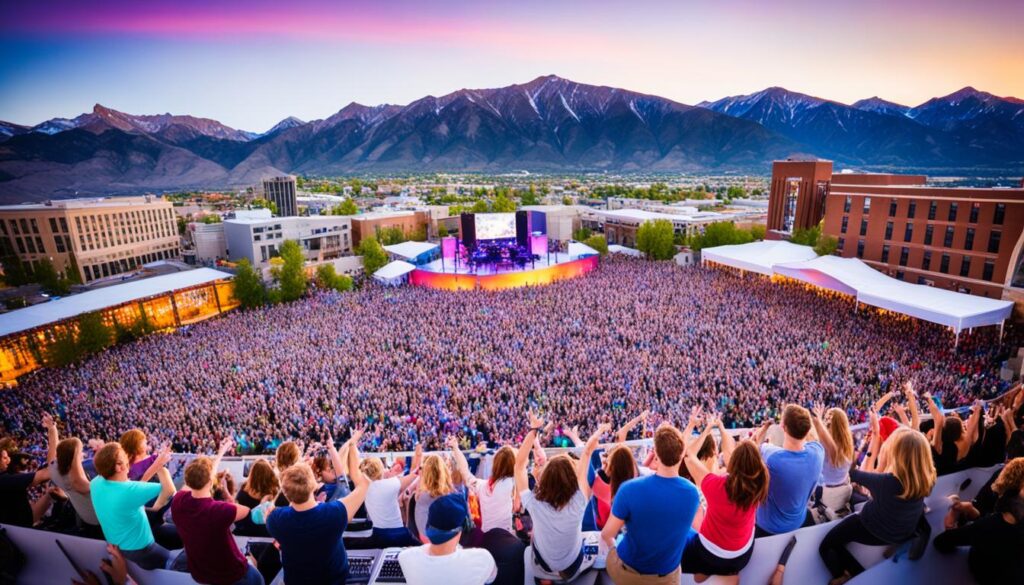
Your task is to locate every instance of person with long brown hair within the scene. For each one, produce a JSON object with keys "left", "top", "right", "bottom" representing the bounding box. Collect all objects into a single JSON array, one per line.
[
  {"left": 680, "top": 417, "right": 769, "bottom": 583},
  {"left": 233, "top": 459, "right": 279, "bottom": 536},
  {"left": 819, "top": 422, "right": 937, "bottom": 585},
  {"left": 811, "top": 403, "right": 855, "bottom": 520},
  {"left": 450, "top": 438, "right": 519, "bottom": 535},
  {"left": 50, "top": 433, "right": 103, "bottom": 538},
  {"left": 571, "top": 411, "right": 644, "bottom": 530}
]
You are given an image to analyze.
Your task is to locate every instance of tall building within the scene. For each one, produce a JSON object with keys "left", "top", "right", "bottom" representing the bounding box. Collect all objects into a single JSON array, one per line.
[
  {"left": 0, "top": 196, "right": 180, "bottom": 283},
  {"left": 261, "top": 176, "right": 298, "bottom": 217},
  {"left": 768, "top": 160, "right": 1024, "bottom": 299},
  {"left": 223, "top": 213, "right": 353, "bottom": 270}
]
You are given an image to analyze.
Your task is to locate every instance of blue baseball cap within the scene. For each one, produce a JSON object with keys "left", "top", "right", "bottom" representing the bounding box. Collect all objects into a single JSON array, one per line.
[{"left": 425, "top": 494, "right": 468, "bottom": 544}]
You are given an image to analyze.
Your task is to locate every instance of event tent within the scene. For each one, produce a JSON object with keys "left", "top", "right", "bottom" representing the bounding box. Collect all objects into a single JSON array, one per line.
[
  {"left": 773, "top": 255, "right": 1013, "bottom": 337},
  {"left": 382, "top": 241, "right": 439, "bottom": 264},
  {"left": 372, "top": 260, "right": 417, "bottom": 286},
  {"left": 608, "top": 245, "right": 643, "bottom": 257},
  {"left": 568, "top": 241, "right": 600, "bottom": 259},
  {"left": 701, "top": 240, "right": 818, "bottom": 275}
]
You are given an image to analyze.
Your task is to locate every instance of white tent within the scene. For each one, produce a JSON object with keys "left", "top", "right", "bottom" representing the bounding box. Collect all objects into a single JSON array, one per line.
[
  {"left": 608, "top": 244, "right": 643, "bottom": 257},
  {"left": 568, "top": 241, "right": 600, "bottom": 259},
  {"left": 701, "top": 240, "right": 818, "bottom": 276},
  {"left": 372, "top": 260, "right": 417, "bottom": 286},
  {"left": 382, "top": 241, "right": 439, "bottom": 261},
  {"left": 774, "top": 255, "right": 1013, "bottom": 337}
]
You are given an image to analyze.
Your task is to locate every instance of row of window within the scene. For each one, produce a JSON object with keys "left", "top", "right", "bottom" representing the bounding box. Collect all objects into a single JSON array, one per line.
[
  {"left": 837, "top": 237, "right": 995, "bottom": 281},
  {"left": 840, "top": 217, "right": 1001, "bottom": 253},
  {"left": 82, "top": 248, "right": 177, "bottom": 281},
  {"left": 73, "top": 209, "right": 176, "bottom": 251},
  {"left": 842, "top": 197, "right": 1006, "bottom": 225}
]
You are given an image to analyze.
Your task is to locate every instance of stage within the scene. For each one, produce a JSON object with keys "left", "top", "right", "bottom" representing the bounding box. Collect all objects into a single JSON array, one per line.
[{"left": 409, "top": 251, "right": 599, "bottom": 291}]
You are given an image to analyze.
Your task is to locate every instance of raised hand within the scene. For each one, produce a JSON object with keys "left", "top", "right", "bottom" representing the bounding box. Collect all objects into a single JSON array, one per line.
[
  {"left": 812, "top": 403, "right": 825, "bottom": 420},
  {"left": 155, "top": 445, "right": 173, "bottom": 467},
  {"left": 527, "top": 411, "right": 545, "bottom": 430},
  {"left": 586, "top": 423, "right": 612, "bottom": 450},
  {"left": 216, "top": 437, "right": 234, "bottom": 457},
  {"left": 42, "top": 413, "right": 56, "bottom": 430}
]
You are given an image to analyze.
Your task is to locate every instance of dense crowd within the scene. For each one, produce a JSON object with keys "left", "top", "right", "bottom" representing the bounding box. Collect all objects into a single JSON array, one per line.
[{"left": 0, "top": 257, "right": 1015, "bottom": 457}]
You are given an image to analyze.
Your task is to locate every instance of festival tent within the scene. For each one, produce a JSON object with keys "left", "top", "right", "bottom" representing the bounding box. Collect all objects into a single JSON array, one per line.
[
  {"left": 382, "top": 241, "right": 439, "bottom": 264},
  {"left": 773, "top": 255, "right": 1013, "bottom": 338},
  {"left": 372, "top": 260, "right": 417, "bottom": 286},
  {"left": 608, "top": 244, "right": 643, "bottom": 257},
  {"left": 568, "top": 241, "right": 600, "bottom": 259},
  {"left": 701, "top": 240, "right": 818, "bottom": 276}
]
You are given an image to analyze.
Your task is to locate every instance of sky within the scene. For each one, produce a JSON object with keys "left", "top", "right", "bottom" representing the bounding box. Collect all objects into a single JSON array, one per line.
[{"left": 1, "top": 0, "right": 1022, "bottom": 132}]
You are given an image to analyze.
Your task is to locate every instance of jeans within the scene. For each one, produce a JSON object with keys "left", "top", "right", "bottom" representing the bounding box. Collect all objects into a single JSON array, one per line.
[
  {"left": 819, "top": 514, "right": 886, "bottom": 578},
  {"left": 121, "top": 541, "right": 174, "bottom": 570}
]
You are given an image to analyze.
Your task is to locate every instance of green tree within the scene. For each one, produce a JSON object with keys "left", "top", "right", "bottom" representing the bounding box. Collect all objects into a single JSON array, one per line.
[
  {"left": 562, "top": 195, "right": 573, "bottom": 206},
  {"left": 726, "top": 186, "right": 745, "bottom": 199},
  {"left": 76, "top": 312, "right": 112, "bottom": 355},
  {"left": 790, "top": 225, "right": 822, "bottom": 247},
  {"left": 357, "top": 235, "right": 388, "bottom": 276},
  {"left": 377, "top": 226, "right": 406, "bottom": 246},
  {"left": 636, "top": 219, "right": 677, "bottom": 260},
  {"left": 1, "top": 255, "right": 29, "bottom": 287},
  {"left": 45, "top": 326, "right": 81, "bottom": 368},
  {"left": 437, "top": 224, "right": 449, "bottom": 238},
  {"left": 331, "top": 198, "right": 359, "bottom": 215},
  {"left": 407, "top": 226, "right": 427, "bottom": 242},
  {"left": 470, "top": 200, "right": 490, "bottom": 214},
  {"left": 232, "top": 258, "right": 267, "bottom": 309},
  {"left": 583, "top": 234, "right": 609, "bottom": 257},
  {"left": 177, "top": 216, "right": 188, "bottom": 235},
  {"left": 573, "top": 228, "right": 592, "bottom": 241},
  {"left": 35, "top": 258, "right": 71, "bottom": 295},
  {"left": 814, "top": 234, "right": 839, "bottom": 256},
  {"left": 200, "top": 215, "right": 222, "bottom": 224},
  {"left": 275, "top": 240, "right": 308, "bottom": 302},
  {"left": 520, "top": 185, "right": 540, "bottom": 207},
  {"left": 686, "top": 222, "right": 754, "bottom": 252},
  {"left": 750, "top": 224, "right": 767, "bottom": 241},
  {"left": 252, "top": 198, "right": 278, "bottom": 215},
  {"left": 315, "top": 264, "right": 353, "bottom": 292}
]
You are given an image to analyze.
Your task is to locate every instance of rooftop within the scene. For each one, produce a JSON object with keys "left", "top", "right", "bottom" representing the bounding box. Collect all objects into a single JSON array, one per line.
[{"left": 0, "top": 196, "right": 168, "bottom": 212}]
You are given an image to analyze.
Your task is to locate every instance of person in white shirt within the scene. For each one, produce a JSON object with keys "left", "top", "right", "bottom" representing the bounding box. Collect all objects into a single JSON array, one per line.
[
  {"left": 361, "top": 446, "right": 422, "bottom": 547},
  {"left": 449, "top": 437, "right": 518, "bottom": 535},
  {"left": 399, "top": 494, "right": 497, "bottom": 585}
]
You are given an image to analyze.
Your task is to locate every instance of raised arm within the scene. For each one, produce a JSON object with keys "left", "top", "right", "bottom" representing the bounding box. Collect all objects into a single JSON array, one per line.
[
  {"left": 903, "top": 381, "right": 921, "bottom": 430},
  {"left": 563, "top": 425, "right": 584, "bottom": 449},
  {"left": 863, "top": 410, "right": 882, "bottom": 472},
  {"left": 396, "top": 444, "right": 422, "bottom": 491},
  {"left": 681, "top": 406, "right": 702, "bottom": 448},
  {"left": 579, "top": 424, "right": 610, "bottom": 500},
  {"left": 752, "top": 419, "right": 772, "bottom": 446},
  {"left": 923, "top": 391, "right": 945, "bottom": 453},
  {"left": 326, "top": 435, "right": 348, "bottom": 478},
  {"left": 447, "top": 436, "right": 474, "bottom": 483},
  {"left": 964, "top": 400, "right": 984, "bottom": 446},
  {"left": 152, "top": 467, "right": 176, "bottom": 509},
  {"left": 811, "top": 404, "right": 838, "bottom": 463},
  {"left": 341, "top": 429, "right": 369, "bottom": 521},
  {"left": 43, "top": 414, "right": 58, "bottom": 465},
  {"left": 871, "top": 391, "right": 896, "bottom": 416},
  {"left": 514, "top": 412, "right": 544, "bottom": 495},
  {"left": 683, "top": 423, "right": 713, "bottom": 487},
  {"left": 616, "top": 411, "right": 649, "bottom": 444},
  {"left": 212, "top": 438, "right": 233, "bottom": 474},
  {"left": 714, "top": 417, "right": 737, "bottom": 466},
  {"left": 140, "top": 445, "right": 171, "bottom": 483}
]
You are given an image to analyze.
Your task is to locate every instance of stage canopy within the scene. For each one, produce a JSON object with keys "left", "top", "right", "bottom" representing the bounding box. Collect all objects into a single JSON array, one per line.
[
  {"left": 373, "top": 260, "right": 416, "bottom": 285},
  {"left": 608, "top": 245, "right": 643, "bottom": 257},
  {"left": 701, "top": 240, "right": 818, "bottom": 276},
  {"left": 568, "top": 241, "right": 600, "bottom": 259},
  {"left": 774, "top": 255, "right": 1013, "bottom": 334},
  {"left": 383, "top": 241, "right": 439, "bottom": 263}
]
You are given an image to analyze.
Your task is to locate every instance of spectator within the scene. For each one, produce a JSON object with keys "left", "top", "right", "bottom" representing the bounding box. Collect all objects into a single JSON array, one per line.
[
  {"left": 925, "top": 394, "right": 983, "bottom": 476},
  {"left": 588, "top": 444, "right": 637, "bottom": 531},
  {"left": 90, "top": 442, "right": 177, "bottom": 570},
  {"left": 360, "top": 444, "right": 422, "bottom": 547},
  {"left": 819, "top": 426, "right": 936, "bottom": 585},
  {"left": 233, "top": 460, "right": 278, "bottom": 536},
  {"left": 398, "top": 493, "right": 497, "bottom": 585},
  {"left": 266, "top": 431, "right": 370, "bottom": 585},
  {"left": 0, "top": 415, "right": 55, "bottom": 527},
  {"left": 412, "top": 454, "right": 455, "bottom": 542},
  {"left": 811, "top": 403, "right": 855, "bottom": 521},
  {"left": 171, "top": 439, "right": 263, "bottom": 585},
  {"left": 754, "top": 405, "right": 824, "bottom": 537},
  {"left": 681, "top": 418, "right": 769, "bottom": 583},
  {"left": 119, "top": 429, "right": 157, "bottom": 482},
  {"left": 273, "top": 441, "right": 301, "bottom": 506},
  {"left": 450, "top": 440, "right": 518, "bottom": 536},
  {"left": 50, "top": 435, "right": 103, "bottom": 538},
  {"left": 603, "top": 424, "right": 700, "bottom": 585}
]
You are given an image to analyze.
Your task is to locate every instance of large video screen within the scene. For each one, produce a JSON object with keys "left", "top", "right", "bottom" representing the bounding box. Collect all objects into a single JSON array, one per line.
[{"left": 474, "top": 213, "right": 516, "bottom": 240}]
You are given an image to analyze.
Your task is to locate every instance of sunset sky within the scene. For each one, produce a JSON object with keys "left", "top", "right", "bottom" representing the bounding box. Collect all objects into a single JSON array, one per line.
[{"left": 2, "top": 0, "right": 1022, "bottom": 132}]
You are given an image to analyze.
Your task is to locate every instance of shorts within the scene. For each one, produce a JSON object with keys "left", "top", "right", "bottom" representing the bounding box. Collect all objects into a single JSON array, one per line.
[{"left": 680, "top": 535, "right": 753, "bottom": 576}]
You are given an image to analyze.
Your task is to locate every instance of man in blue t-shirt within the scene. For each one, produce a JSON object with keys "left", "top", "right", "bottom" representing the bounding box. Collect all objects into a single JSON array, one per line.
[
  {"left": 267, "top": 432, "right": 370, "bottom": 585},
  {"left": 602, "top": 425, "right": 699, "bottom": 583},
  {"left": 754, "top": 404, "right": 825, "bottom": 537}
]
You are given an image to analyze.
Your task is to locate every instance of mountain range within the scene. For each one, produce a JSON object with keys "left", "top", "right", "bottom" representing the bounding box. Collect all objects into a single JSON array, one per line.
[{"left": 1, "top": 75, "right": 1021, "bottom": 201}]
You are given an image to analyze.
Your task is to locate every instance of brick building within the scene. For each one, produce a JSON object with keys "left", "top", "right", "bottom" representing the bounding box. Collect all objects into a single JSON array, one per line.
[{"left": 349, "top": 211, "right": 430, "bottom": 247}]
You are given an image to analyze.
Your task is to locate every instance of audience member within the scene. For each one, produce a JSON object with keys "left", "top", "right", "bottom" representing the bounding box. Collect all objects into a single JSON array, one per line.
[
  {"left": 399, "top": 493, "right": 497, "bottom": 585},
  {"left": 754, "top": 405, "right": 824, "bottom": 537}
]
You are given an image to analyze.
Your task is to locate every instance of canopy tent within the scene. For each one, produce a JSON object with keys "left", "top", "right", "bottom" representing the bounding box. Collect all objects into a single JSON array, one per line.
[
  {"left": 568, "top": 241, "right": 600, "bottom": 259},
  {"left": 701, "top": 240, "right": 818, "bottom": 276},
  {"left": 774, "top": 255, "right": 1013, "bottom": 337},
  {"left": 608, "top": 244, "right": 643, "bottom": 258},
  {"left": 382, "top": 241, "right": 439, "bottom": 264},
  {"left": 372, "top": 260, "right": 416, "bottom": 286}
]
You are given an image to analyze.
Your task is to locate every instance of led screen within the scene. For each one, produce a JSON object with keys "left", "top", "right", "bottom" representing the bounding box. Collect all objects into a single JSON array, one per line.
[{"left": 474, "top": 213, "right": 516, "bottom": 240}]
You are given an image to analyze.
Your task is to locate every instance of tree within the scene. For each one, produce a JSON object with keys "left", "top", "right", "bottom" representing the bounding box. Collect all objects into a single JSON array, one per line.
[
  {"left": 520, "top": 185, "right": 540, "bottom": 207},
  {"left": 407, "top": 226, "right": 427, "bottom": 242},
  {"left": 437, "top": 224, "right": 449, "bottom": 238},
  {"left": 790, "top": 225, "right": 821, "bottom": 247},
  {"left": 377, "top": 226, "right": 405, "bottom": 246},
  {"left": 470, "top": 200, "right": 490, "bottom": 214},
  {"left": 750, "top": 224, "right": 767, "bottom": 241},
  {"left": 1, "top": 255, "right": 29, "bottom": 286},
  {"left": 726, "top": 186, "right": 745, "bottom": 199},
  {"left": 45, "top": 326, "right": 81, "bottom": 368},
  {"left": 275, "top": 240, "right": 308, "bottom": 302},
  {"left": 636, "top": 220, "right": 676, "bottom": 260},
  {"left": 583, "top": 234, "right": 609, "bottom": 257},
  {"left": 252, "top": 198, "right": 278, "bottom": 215},
  {"left": 562, "top": 195, "right": 573, "bottom": 206},
  {"left": 176, "top": 216, "right": 188, "bottom": 235},
  {"left": 232, "top": 258, "right": 267, "bottom": 309},
  {"left": 331, "top": 198, "right": 358, "bottom": 215},
  {"left": 357, "top": 235, "right": 388, "bottom": 276},
  {"left": 315, "top": 264, "right": 353, "bottom": 292},
  {"left": 815, "top": 234, "right": 839, "bottom": 256},
  {"left": 76, "top": 312, "right": 112, "bottom": 355},
  {"left": 35, "top": 258, "right": 71, "bottom": 295},
  {"left": 200, "top": 215, "right": 222, "bottom": 224},
  {"left": 686, "top": 222, "right": 754, "bottom": 252},
  {"left": 573, "top": 228, "right": 592, "bottom": 241}
]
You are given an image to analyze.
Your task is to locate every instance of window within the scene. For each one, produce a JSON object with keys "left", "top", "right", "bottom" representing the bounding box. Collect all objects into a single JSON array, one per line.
[
  {"left": 857, "top": 240, "right": 865, "bottom": 258},
  {"left": 889, "top": 199, "right": 897, "bottom": 217},
  {"left": 969, "top": 203, "right": 980, "bottom": 223},
  {"left": 983, "top": 260, "right": 995, "bottom": 282},
  {"left": 844, "top": 197, "right": 851, "bottom": 213},
  {"left": 940, "top": 254, "right": 950, "bottom": 274},
  {"left": 896, "top": 270, "right": 905, "bottom": 281},
  {"left": 881, "top": 244, "right": 890, "bottom": 263},
  {"left": 989, "top": 231, "right": 1001, "bottom": 253},
  {"left": 55, "top": 236, "right": 65, "bottom": 253},
  {"left": 908, "top": 201, "right": 916, "bottom": 219},
  {"left": 928, "top": 201, "right": 937, "bottom": 220},
  {"left": 885, "top": 221, "right": 894, "bottom": 240},
  {"left": 924, "top": 224, "right": 934, "bottom": 246},
  {"left": 19, "top": 219, "right": 28, "bottom": 234},
  {"left": 837, "top": 237, "right": 845, "bottom": 251},
  {"left": 29, "top": 219, "right": 38, "bottom": 233},
  {"left": 948, "top": 202, "right": 958, "bottom": 222},
  {"left": 900, "top": 247, "right": 909, "bottom": 266},
  {"left": 923, "top": 251, "right": 932, "bottom": 271},
  {"left": 863, "top": 197, "right": 871, "bottom": 213},
  {"left": 944, "top": 226, "right": 955, "bottom": 247},
  {"left": 860, "top": 219, "right": 868, "bottom": 236},
  {"left": 965, "top": 228, "right": 975, "bottom": 250},
  {"left": 960, "top": 256, "right": 971, "bottom": 277},
  {"left": 25, "top": 237, "right": 36, "bottom": 254},
  {"left": 904, "top": 223, "right": 913, "bottom": 242},
  {"left": 49, "top": 218, "right": 58, "bottom": 232},
  {"left": 994, "top": 203, "right": 1005, "bottom": 225},
  {"left": 841, "top": 216, "right": 848, "bottom": 234},
  {"left": 35, "top": 237, "right": 44, "bottom": 253}
]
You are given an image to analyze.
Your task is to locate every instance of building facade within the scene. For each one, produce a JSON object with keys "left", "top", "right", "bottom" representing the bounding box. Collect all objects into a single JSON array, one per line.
[
  {"left": 224, "top": 214, "right": 353, "bottom": 270},
  {"left": 768, "top": 160, "right": 1024, "bottom": 299},
  {"left": 0, "top": 196, "right": 180, "bottom": 284},
  {"left": 186, "top": 221, "right": 228, "bottom": 264},
  {"left": 261, "top": 176, "right": 298, "bottom": 217},
  {"left": 349, "top": 211, "right": 430, "bottom": 247}
]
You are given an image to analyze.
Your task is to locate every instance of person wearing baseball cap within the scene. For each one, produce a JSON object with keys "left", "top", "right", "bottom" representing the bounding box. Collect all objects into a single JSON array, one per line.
[{"left": 398, "top": 494, "right": 497, "bottom": 585}]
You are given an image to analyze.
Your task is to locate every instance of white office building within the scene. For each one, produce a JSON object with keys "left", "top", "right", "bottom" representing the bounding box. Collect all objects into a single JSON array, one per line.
[{"left": 224, "top": 213, "right": 353, "bottom": 270}]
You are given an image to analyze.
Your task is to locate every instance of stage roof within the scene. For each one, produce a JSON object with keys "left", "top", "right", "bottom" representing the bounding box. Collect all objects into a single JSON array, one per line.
[
  {"left": 0, "top": 268, "right": 232, "bottom": 339},
  {"left": 701, "top": 240, "right": 818, "bottom": 275},
  {"left": 373, "top": 260, "right": 417, "bottom": 282},
  {"left": 774, "top": 256, "right": 1012, "bottom": 333},
  {"left": 383, "top": 241, "right": 438, "bottom": 261},
  {"left": 608, "top": 245, "right": 643, "bottom": 257},
  {"left": 568, "top": 241, "right": 600, "bottom": 258}
]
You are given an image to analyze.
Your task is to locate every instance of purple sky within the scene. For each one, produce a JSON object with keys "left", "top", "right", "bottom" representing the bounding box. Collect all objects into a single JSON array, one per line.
[{"left": 2, "top": 0, "right": 1021, "bottom": 132}]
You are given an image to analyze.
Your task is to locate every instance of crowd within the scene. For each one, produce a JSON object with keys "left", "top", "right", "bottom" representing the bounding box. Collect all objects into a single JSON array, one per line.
[{"left": 0, "top": 257, "right": 1015, "bottom": 458}]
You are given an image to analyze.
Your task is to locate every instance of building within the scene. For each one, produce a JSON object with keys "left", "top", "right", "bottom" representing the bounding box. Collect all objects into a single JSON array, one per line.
[
  {"left": 768, "top": 159, "right": 1024, "bottom": 299},
  {"left": 261, "top": 176, "right": 298, "bottom": 217},
  {"left": 580, "top": 207, "right": 766, "bottom": 248},
  {"left": 186, "top": 221, "right": 228, "bottom": 264},
  {"left": 521, "top": 205, "right": 582, "bottom": 242},
  {"left": 223, "top": 213, "right": 353, "bottom": 270},
  {"left": 349, "top": 211, "right": 430, "bottom": 247},
  {"left": 0, "top": 196, "right": 180, "bottom": 284}
]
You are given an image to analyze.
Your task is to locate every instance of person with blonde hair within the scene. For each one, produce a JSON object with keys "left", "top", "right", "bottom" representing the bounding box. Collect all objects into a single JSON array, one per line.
[
  {"left": 811, "top": 403, "right": 855, "bottom": 520},
  {"left": 361, "top": 443, "right": 422, "bottom": 547},
  {"left": 819, "top": 420, "right": 936, "bottom": 585},
  {"left": 412, "top": 453, "right": 455, "bottom": 543}
]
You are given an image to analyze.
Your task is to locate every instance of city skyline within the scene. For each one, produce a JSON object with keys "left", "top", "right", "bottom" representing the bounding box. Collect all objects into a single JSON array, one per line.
[{"left": 2, "top": 0, "right": 1022, "bottom": 131}]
